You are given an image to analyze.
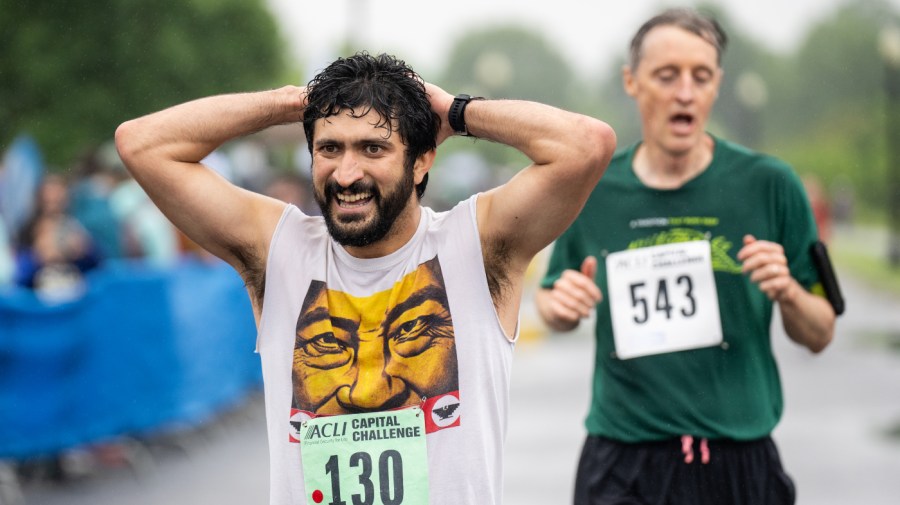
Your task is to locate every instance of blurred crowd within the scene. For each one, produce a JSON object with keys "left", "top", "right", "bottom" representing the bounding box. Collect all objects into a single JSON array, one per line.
[
  {"left": 0, "top": 132, "right": 512, "bottom": 305},
  {"left": 0, "top": 138, "right": 855, "bottom": 305},
  {"left": 0, "top": 137, "right": 318, "bottom": 301},
  {"left": 0, "top": 136, "right": 320, "bottom": 499}
]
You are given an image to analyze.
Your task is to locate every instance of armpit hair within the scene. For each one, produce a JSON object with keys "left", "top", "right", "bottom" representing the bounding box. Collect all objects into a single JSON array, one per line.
[
  {"left": 227, "top": 243, "right": 267, "bottom": 307},
  {"left": 483, "top": 234, "right": 513, "bottom": 309}
]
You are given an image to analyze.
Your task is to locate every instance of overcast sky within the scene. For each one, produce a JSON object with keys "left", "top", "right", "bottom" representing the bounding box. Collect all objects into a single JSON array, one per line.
[{"left": 266, "top": 0, "right": 900, "bottom": 80}]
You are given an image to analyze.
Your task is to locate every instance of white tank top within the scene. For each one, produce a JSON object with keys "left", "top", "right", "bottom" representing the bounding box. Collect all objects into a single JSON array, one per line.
[{"left": 257, "top": 195, "right": 516, "bottom": 505}]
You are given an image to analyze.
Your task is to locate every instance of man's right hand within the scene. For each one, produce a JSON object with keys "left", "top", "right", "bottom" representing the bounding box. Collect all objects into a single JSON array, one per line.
[{"left": 536, "top": 256, "right": 603, "bottom": 332}]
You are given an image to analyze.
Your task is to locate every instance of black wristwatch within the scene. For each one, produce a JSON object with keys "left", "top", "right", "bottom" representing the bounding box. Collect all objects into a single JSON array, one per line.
[{"left": 448, "top": 94, "right": 484, "bottom": 137}]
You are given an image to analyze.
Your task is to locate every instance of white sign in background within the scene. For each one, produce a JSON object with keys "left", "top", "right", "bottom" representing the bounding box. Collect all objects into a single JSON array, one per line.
[{"left": 605, "top": 241, "right": 723, "bottom": 360}]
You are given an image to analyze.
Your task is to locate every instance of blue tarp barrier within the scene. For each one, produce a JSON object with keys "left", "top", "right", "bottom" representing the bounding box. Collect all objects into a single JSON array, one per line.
[{"left": 0, "top": 259, "right": 261, "bottom": 459}]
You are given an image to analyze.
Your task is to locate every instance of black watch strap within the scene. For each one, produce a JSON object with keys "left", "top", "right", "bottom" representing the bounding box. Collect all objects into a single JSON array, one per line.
[{"left": 448, "top": 94, "right": 483, "bottom": 136}]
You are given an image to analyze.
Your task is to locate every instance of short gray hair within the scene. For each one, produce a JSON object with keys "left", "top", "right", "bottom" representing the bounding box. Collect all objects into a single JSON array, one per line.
[{"left": 628, "top": 8, "right": 728, "bottom": 70}]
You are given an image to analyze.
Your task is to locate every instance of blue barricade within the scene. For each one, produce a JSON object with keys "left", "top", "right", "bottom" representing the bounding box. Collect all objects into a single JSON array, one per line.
[{"left": 0, "top": 259, "right": 261, "bottom": 459}]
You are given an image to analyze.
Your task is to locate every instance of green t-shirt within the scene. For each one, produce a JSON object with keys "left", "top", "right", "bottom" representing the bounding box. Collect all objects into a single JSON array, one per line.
[{"left": 541, "top": 137, "right": 822, "bottom": 442}]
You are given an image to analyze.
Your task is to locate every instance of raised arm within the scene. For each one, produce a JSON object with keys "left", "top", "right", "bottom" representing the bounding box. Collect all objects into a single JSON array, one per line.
[
  {"left": 426, "top": 84, "right": 615, "bottom": 333},
  {"left": 427, "top": 84, "right": 614, "bottom": 262},
  {"left": 465, "top": 103, "right": 610, "bottom": 261},
  {"left": 114, "top": 86, "right": 305, "bottom": 277}
]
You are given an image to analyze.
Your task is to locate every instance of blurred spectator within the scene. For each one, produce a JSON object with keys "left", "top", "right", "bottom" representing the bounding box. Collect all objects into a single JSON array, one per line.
[
  {"left": 426, "top": 151, "right": 494, "bottom": 211},
  {"left": 228, "top": 140, "right": 270, "bottom": 192},
  {"left": 803, "top": 174, "right": 833, "bottom": 244},
  {"left": 0, "top": 135, "right": 44, "bottom": 241},
  {"left": 69, "top": 145, "right": 125, "bottom": 260},
  {"left": 108, "top": 175, "right": 179, "bottom": 266},
  {"left": 14, "top": 174, "right": 100, "bottom": 299},
  {"left": 263, "top": 172, "right": 317, "bottom": 215},
  {"left": 203, "top": 150, "right": 236, "bottom": 184}
]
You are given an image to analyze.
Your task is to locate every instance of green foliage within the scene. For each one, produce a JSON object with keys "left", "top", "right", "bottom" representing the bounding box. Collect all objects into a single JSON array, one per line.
[
  {"left": 440, "top": 25, "right": 576, "bottom": 104},
  {"left": 5, "top": 0, "right": 898, "bottom": 223},
  {"left": 0, "top": 0, "right": 287, "bottom": 168},
  {"left": 710, "top": 7, "right": 785, "bottom": 148},
  {"left": 593, "top": 56, "right": 641, "bottom": 148},
  {"left": 773, "top": 1, "right": 888, "bottom": 131},
  {"left": 438, "top": 25, "right": 579, "bottom": 167},
  {"left": 592, "top": 0, "right": 900, "bottom": 219},
  {"left": 768, "top": 102, "right": 885, "bottom": 203},
  {"left": 760, "top": 0, "right": 899, "bottom": 216}
]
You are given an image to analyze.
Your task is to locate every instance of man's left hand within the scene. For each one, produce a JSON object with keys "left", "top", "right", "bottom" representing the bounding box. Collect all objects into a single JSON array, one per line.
[
  {"left": 737, "top": 234, "right": 799, "bottom": 303},
  {"left": 423, "top": 82, "right": 456, "bottom": 146}
]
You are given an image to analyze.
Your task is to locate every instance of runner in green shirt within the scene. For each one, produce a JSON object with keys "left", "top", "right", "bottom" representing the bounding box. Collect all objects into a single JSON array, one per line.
[{"left": 536, "top": 8, "right": 835, "bottom": 505}]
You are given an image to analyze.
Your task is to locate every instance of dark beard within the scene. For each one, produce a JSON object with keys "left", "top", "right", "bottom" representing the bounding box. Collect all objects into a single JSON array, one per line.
[{"left": 315, "top": 168, "right": 415, "bottom": 248}]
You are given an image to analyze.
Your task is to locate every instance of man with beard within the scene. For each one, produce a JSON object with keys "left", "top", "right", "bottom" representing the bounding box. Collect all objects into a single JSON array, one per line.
[
  {"left": 115, "top": 52, "right": 615, "bottom": 505},
  {"left": 535, "top": 9, "right": 835, "bottom": 505}
]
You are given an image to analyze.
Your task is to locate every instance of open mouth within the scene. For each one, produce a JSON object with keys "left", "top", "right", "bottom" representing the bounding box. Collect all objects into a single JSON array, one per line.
[
  {"left": 335, "top": 190, "right": 374, "bottom": 209},
  {"left": 670, "top": 113, "right": 695, "bottom": 126},
  {"left": 669, "top": 112, "right": 696, "bottom": 135},
  {"left": 325, "top": 179, "right": 377, "bottom": 211}
]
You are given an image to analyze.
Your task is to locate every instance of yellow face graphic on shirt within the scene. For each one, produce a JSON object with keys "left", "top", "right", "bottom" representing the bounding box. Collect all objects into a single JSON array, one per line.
[{"left": 292, "top": 257, "right": 458, "bottom": 415}]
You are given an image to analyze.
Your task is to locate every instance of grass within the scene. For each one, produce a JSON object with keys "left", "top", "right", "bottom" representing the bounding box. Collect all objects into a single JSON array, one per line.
[
  {"left": 828, "top": 224, "right": 900, "bottom": 356},
  {"left": 829, "top": 224, "right": 900, "bottom": 297}
]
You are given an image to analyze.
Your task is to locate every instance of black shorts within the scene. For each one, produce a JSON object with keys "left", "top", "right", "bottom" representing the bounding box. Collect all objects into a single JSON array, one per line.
[{"left": 574, "top": 435, "right": 796, "bottom": 505}]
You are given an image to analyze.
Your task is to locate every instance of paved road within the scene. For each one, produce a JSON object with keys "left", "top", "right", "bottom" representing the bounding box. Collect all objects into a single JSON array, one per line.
[
  {"left": 506, "top": 267, "right": 900, "bottom": 505},
  {"left": 14, "top": 266, "right": 900, "bottom": 505}
]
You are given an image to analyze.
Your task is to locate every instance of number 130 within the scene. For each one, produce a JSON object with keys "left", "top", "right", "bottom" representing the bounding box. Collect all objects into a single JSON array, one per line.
[{"left": 324, "top": 450, "right": 404, "bottom": 505}]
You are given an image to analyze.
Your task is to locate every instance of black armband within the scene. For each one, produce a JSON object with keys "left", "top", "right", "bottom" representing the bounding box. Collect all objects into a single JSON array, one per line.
[{"left": 810, "top": 241, "right": 845, "bottom": 316}]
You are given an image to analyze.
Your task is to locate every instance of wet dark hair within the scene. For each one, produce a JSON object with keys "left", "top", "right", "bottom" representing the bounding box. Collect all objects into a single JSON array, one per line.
[
  {"left": 303, "top": 52, "right": 439, "bottom": 199},
  {"left": 628, "top": 8, "right": 728, "bottom": 70}
]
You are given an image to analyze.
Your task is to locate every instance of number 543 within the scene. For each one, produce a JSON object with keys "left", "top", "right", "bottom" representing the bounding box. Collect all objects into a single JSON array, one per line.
[{"left": 629, "top": 275, "right": 696, "bottom": 324}]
